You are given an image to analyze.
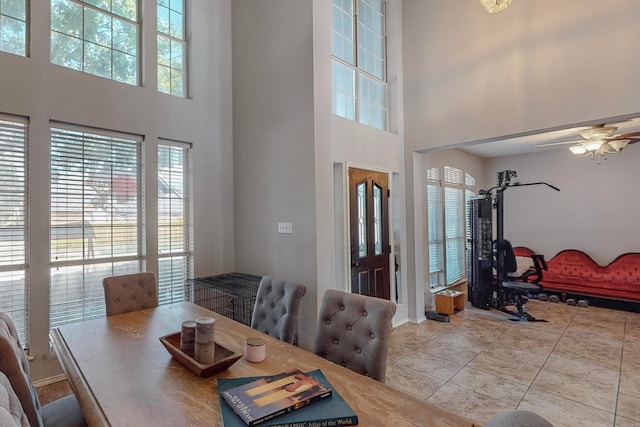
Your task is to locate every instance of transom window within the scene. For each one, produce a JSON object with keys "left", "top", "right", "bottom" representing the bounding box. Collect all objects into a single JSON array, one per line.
[
  {"left": 427, "top": 166, "right": 476, "bottom": 291},
  {"left": 0, "top": 0, "right": 27, "bottom": 56},
  {"left": 50, "top": 0, "right": 139, "bottom": 85},
  {"left": 157, "top": 0, "right": 187, "bottom": 97},
  {"left": 331, "top": 0, "right": 387, "bottom": 130}
]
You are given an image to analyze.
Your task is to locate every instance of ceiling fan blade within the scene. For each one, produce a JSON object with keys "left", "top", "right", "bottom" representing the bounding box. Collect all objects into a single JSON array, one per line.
[
  {"left": 611, "top": 131, "right": 640, "bottom": 140},
  {"left": 534, "top": 140, "right": 583, "bottom": 148}
]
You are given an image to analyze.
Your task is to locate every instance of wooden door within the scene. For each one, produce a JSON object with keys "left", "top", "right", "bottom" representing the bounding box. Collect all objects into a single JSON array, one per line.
[{"left": 348, "top": 168, "right": 390, "bottom": 300}]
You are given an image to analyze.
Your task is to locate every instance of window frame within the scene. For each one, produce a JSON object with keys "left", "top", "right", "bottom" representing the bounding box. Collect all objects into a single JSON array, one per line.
[
  {"left": 427, "top": 166, "right": 476, "bottom": 291},
  {"left": 331, "top": 0, "right": 388, "bottom": 130},
  {"left": 50, "top": 0, "right": 141, "bottom": 86},
  {"left": 0, "top": 114, "right": 28, "bottom": 345},
  {"left": 49, "top": 122, "right": 145, "bottom": 328},
  {"left": 0, "top": 0, "right": 29, "bottom": 56},
  {"left": 157, "top": 139, "right": 193, "bottom": 305},
  {"left": 157, "top": 0, "right": 188, "bottom": 97}
]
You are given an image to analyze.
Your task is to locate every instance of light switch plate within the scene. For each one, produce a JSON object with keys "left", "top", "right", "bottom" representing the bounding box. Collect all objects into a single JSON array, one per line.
[{"left": 277, "top": 222, "right": 293, "bottom": 234}]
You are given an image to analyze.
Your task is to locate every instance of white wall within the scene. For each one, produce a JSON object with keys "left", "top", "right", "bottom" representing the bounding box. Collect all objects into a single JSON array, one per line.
[
  {"left": 486, "top": 147, "right": 640, "bottom": 265},
  {"left": 403, "top": 0, "right": 640, "bottom": 151},
  {"left": 232, "top": 1, "right": 318, "bottom": 349},
  {"left": 0, "top": 0, "right": 234, "bottom": 380}
]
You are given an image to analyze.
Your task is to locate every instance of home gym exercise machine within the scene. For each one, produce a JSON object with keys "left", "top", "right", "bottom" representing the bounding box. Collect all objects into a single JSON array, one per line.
[{"left": 467, "top": 170, "right": 560, "bottom": 321}]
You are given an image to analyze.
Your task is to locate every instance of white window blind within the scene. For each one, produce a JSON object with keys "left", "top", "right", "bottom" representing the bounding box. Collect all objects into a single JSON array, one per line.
[
  {"left": 157, "top": 141, "right": 192, "bottom": 305},
  {"left": 50, "top": 124, "right": 143, "bottom": 328},
  {"left": 0, "top": 115, "right": 27, "bottom": 345},
  {"left": 427, "top": 166, "right": 475, "bottom": 289}
]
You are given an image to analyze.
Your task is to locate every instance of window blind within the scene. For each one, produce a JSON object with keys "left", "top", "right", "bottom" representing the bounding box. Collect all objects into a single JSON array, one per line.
[
  {"left": 0, "top": 115, "right": 27, "bottom": 345},
  {"left": 49, "top": 125, "right": 143, "bottom": 328},
  {"left": 444, "top": 187, "right": 464, "bottom": 284},
  {"left": 157, "top": 142, "right": 192, "bottom": 305}
]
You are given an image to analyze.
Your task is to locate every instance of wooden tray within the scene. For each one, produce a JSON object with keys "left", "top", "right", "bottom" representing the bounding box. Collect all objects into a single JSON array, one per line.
[{"left": 159, "top": 332, "right": 242, "bottom": 377}]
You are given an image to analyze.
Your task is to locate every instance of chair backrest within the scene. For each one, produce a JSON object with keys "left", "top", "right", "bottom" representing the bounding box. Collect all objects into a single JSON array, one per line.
[
  {"left": 103, "top": 272, "right": 158, "bottom": 316},
  {"left": 314, "top": 290, "right": 396, "bottom": 382},
  {"left": 0, "top": 370, "right": 29, "bottom": 427},
  {"left": 250, "top": 276, "right": 306, "bottom": 344},
  {"left": 0, "top": 312, "right": 44, "bottom": 427},
  {"left": 486, "top": 410, "right": 554, "bottom": 427}
]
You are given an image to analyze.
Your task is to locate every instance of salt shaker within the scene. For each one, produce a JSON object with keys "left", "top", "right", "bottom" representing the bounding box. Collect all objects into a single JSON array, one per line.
[
  {"left": 194, "top": 317, "right": 216, "bottom": 364},
  {"left": 180, "top": 320, "right": 196, "bottom": 357}
]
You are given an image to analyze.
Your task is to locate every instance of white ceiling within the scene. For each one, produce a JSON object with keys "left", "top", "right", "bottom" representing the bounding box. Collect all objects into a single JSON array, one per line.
[{"left": 455, "top": 115, "right": 640, "bottom": 159}]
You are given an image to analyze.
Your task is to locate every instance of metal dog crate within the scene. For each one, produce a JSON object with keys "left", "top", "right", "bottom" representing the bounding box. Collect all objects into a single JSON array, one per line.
[{"left": 185, "top": 273, "right": 262, "bottom": 326}]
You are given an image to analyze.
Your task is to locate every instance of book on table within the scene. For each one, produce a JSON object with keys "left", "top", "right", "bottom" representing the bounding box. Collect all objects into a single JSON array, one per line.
[{"left": 218, "top": 369, "right": 358, "bottom": 427}]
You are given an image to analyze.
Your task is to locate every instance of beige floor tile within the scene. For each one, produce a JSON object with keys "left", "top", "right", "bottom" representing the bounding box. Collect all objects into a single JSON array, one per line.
[
  {"left": 427, "top": 382, "right": 514, "bottom": 426},
  {"left": 385, "top": 298, "right": 640, "bottom": 425},
  {"left": 449, "top": 366, "right": 528, "bottom": 405},
  {"left": 616, "top": 415, "right": 640, "bottom": 427},
  {"left": 389, "top": 322, "right": 443, "bottom": 349},
  {"left": 384, "top": 363, "right": 446, "bottom": 401},
  {"left": 416, "top": 341, "right": 480, "bottom": 365},
  {"left": 518, "top": 387, "right": 615, "bottom": 427},
  {"left": 481, "top": 338, "right": 553, "bottom": 368},
  {"left": 467, "top": 351, "right": 541, "bottom": 386},
  {"left": 617, "top": 393, "right": 640, "bottom": 422},
  {"left": 394, "top": 352, "right": 465, "bottom": 382},
  {"left": 543, "top": 352, "right": 619, "bottom": 392},
  {"left": 619, "top": 373, "right": 640, "bottom": 399},
  {"left": 429, "top": 331, "right": 493, "bottom": 354},
  {"left": 532, "top": 368, "right": 617, "bottom": 412}
]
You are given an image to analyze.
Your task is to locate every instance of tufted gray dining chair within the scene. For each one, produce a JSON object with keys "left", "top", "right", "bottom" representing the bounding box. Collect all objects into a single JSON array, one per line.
[
  {"left": 250, "top": 276, "right": 306, "bottom": 345},
  {"left": 102, "top": 272, "right": 158, "bottom": 317},
  {"left": 314, "top": 289, "right": 396, "bottom": 383},
  {"left": 0, "top": 312, "right": 86, "bottom": 427}
]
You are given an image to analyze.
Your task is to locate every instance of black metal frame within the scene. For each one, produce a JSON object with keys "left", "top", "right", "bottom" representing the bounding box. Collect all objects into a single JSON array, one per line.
[{"left": 467, "top": 170, "right": 559, "bottom": 321}]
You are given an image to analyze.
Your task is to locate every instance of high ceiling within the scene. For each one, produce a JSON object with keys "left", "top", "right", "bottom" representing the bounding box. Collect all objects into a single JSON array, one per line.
[{"left": 456, "top": 115, "right": 640, "bottom": 159}]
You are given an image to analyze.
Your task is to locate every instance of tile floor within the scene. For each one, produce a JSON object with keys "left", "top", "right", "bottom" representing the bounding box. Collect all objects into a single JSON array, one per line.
[{"left": 385, "top": 298, "right": 640, "bottom": 427}]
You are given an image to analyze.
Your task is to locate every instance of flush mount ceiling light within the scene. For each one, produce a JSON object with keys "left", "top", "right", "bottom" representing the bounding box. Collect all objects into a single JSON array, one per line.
[
  {"left": 478, "top": 0, "right": 513, "bottom": 14},
  {"left": 535, "top": 124, "right": 640, "bottom": 164}
]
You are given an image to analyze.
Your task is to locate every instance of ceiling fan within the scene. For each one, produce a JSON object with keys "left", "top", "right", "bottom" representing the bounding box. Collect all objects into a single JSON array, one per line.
[{"left": 534, "top": 123, "right": 640, "bottom": 161}]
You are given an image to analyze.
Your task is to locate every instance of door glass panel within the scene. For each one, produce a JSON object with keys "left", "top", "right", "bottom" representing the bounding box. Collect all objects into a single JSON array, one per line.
[
  {"left": 373, "top": 183, "right": 382, "bottom": 255},
  {"left": 357, "top": 182, "right": 367, "bottom": 257}
]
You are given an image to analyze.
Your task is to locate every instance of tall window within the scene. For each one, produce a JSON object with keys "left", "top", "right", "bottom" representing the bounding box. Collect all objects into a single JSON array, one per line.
[
  {"left": 50, "top": 0, "right": 139, "bottom": 85},
  {"left": 50, "top": 124, "right": 143, "bottom": 328},
  {"left": 157, "top": 142, "right": 192, "bottom": 304},
  {"left": 331, "top": 0, "right": 387, "bottom": 130},
  {"left": 0, "top": 115, "right": 27, "bottom": 345},
  {"left": 0, "top": 0, "right": 27, "bottom": 56},
  {"left": 157, "top": 0, "right": 186, "bottom": 97},
  {"left": 427, "top": 166, "right": 476, "bottom": 290}
]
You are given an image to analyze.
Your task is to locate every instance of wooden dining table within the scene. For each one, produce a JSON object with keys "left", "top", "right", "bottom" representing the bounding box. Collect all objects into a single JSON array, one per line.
[{"left": 49, "top": 302, "right": 476, "bottom": 427}]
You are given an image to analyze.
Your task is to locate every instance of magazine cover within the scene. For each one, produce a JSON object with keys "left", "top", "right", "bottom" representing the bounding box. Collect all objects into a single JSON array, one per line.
[
  {"left": 220, "top": 369, "right": 332, "bottom": 426},
  {"left": 218, "top": 369, "right": 358, "bottom": 427}
]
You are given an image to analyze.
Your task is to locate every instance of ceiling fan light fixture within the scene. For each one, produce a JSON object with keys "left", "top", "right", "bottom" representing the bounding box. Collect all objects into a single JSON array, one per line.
[
  {"left": 478, "top": 0, "right": 512, "bottom": 14},
  {"left": 583, "top": 140, "right": 604, "bottom": 152},
  {"left": 608, "top": 139, "right": 630, "bottom": 152},
  {"left": 579, "top": 127, "right": 617, "bottom": 140},
  {"left": 569, "top": 145, "right": 587, "bottom": 155}
]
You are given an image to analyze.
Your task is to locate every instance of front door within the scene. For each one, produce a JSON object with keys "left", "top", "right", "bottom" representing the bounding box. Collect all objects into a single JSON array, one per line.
[{"left": 348, "top": 167, "right": 390, "bottom": 299}]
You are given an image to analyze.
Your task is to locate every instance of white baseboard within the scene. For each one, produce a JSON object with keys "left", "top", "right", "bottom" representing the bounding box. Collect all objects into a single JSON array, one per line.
[{"left": 32, "top": 374, "right": 67, "bottom": 388}]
